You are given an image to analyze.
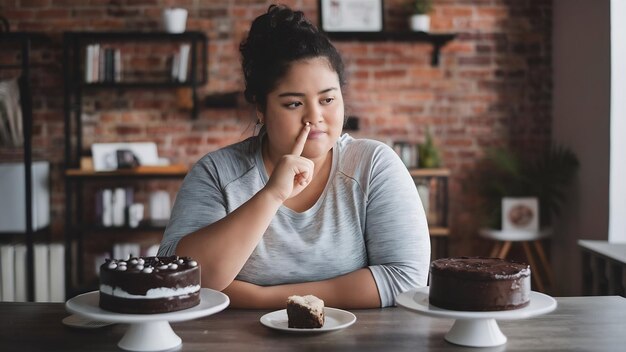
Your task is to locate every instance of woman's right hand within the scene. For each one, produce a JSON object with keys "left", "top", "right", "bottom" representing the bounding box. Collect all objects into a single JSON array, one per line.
[{"left": 264, "top": 123, "right": 314, "bottom": 202}]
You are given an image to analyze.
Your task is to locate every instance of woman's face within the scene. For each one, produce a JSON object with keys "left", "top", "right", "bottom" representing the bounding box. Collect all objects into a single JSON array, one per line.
[{"left": 261, "top": 57, "right": 344, "bottom": 161}]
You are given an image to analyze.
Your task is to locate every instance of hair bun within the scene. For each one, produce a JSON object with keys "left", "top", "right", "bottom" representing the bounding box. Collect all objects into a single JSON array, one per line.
[{"left": 240, "top": 5, "right": 345, "bottom": 108}]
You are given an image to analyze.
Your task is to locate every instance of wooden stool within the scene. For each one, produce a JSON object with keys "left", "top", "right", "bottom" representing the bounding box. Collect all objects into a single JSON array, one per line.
[{"left": 480, "top": 228, "right": 554, "bottom": 293}]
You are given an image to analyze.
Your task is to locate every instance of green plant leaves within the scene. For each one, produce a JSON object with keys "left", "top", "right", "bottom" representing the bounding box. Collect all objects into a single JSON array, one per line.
[{"left": 480, "top": 145, "right": 579, "bottom": 228}]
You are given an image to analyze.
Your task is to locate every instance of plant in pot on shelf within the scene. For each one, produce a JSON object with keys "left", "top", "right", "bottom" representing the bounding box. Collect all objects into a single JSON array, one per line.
[
  {"left": 410, "top": 0, "right": 433, "bottom": 32},
  {"left": 418, "top": 128, "right": 441, "bottom": 168},
  {"left": 478, "top": 145, "right": 579, "bottom": 230}
]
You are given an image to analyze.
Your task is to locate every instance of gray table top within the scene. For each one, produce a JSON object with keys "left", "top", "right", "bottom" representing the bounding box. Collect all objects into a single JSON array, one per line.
[
  {"left": 1, "top": 296, "right": 625, "bottom": 351},
  {"left": 578, "top": 239, "right": 626, "bottom": 264}
]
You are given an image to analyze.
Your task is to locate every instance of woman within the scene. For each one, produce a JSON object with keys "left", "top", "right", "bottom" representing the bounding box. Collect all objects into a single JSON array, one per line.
[{"left": 158, "top": 5, "right": 430, "bottom": 309}]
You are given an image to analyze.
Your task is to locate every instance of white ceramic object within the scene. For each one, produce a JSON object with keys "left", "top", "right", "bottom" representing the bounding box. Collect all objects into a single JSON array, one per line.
[
  {"left": 396, "top": 287, "right": 557, "bottom": 347},
  {"left": 479, "top": 227, "right": 553, "bottom": 242},
  {"left": 162, "top": 8, "right": 188, "bottom": 33},
  {"left": 66, "top": 288, "right": 229, "bottom": 351},
  {"left": 410, "top": 14, "right": 430, "bottom": 32},
  {"left": 260, "top": 307, "right": 356, "bottom": 333}
]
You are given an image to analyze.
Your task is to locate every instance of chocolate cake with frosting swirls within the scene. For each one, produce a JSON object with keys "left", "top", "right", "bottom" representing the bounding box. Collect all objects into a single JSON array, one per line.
[
  {"left": 99, "top": 256, "right": 200, "bottom": 314},
  {"left": 428, "top": 257, "right": 531, "bottom": 311}
]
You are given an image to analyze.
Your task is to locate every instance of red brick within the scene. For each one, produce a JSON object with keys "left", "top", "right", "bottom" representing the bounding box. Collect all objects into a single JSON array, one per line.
[
  {"left": 20, "top": 0, "right": 50, "bottom": 8},
  {"left": 36, "top": 9, "right": 70, "bottom": 19}
]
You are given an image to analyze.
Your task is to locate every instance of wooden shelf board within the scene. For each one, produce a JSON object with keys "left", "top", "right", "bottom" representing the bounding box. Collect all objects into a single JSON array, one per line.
[
  {"left": 429, "top": 227, "right": 450, "bottom": 237},
  {"left": 65, "top": 165, "right": 188, "bottom": 178},
  {"left": 409, "top": 168, "right": 450, "bottom": 177}
]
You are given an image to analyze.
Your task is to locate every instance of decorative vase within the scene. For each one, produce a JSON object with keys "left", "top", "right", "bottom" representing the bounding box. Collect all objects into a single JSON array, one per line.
[
  {"left": 162, "top": 8, "right": 188, "bottom": 33},
  {"left": 410, "top": 14, "right": 430, "bottom": 32}
]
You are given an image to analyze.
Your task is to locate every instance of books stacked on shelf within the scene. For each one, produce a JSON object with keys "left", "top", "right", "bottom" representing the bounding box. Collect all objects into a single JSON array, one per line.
[
  {"left": 170, "top": 43, "right": 190, "bottom": 82},
  {"left": 392, "top": 141, "right": 419, "bottom": 168},
  {"left": 414, "top": 177, "right": 447, "bottom": 228},
  {"left": 94, "top": 187, "right": 173, "bottom": 228},
  {"left": 95, "top": 187, "right": 144, "bottom": 228},
  {"left": 84, "top": 44, "right": 122, "bottom": 83},
  {"left": 0, "top": 243, "right": 64, "bottom": 302}
]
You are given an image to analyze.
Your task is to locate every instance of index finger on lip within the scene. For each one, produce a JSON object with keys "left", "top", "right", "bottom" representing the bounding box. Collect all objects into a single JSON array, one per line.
[{"left": 291, "top": 123, "right": 311, "bottom": 156}]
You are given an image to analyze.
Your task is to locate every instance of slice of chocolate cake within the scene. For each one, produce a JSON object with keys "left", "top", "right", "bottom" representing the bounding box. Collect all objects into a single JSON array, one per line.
[{"left": 286, "top": 295, "right": 325, "bottom": 328}]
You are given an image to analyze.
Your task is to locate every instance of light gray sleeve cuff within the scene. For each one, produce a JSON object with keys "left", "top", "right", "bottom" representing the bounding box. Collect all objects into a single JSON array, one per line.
[{"left": 369, "top": 263, "right": 427, "bottom": 307}]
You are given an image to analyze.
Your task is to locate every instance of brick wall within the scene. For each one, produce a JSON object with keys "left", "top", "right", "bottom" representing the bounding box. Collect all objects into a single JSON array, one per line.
[{"left": 0, "top": 0, "right": 552, "bottom": 256}]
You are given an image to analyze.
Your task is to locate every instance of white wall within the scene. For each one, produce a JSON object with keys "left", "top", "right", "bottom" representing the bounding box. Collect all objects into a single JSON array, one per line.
[
  {"left": 609, "top": 0, "right": 626, "bottom": 243},
  {"left": 552, "top": 0, "right": 611, "bottom": 295}
]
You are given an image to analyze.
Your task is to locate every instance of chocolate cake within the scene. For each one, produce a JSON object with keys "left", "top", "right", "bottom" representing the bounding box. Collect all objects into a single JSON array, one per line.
[
  {"left": 286, "top": 295, "right": 325, "bottom": 328},
  {"left": 428, "top": 257, "right": 531, "bottom": 311},
  {"left": 99, "top": 256, "right": 200, "bottom": 314}
]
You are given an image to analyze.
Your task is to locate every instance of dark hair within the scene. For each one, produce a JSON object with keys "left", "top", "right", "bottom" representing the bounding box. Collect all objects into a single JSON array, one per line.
[{"left": 239, "top": 5, "right": 346, "bottom": 111}]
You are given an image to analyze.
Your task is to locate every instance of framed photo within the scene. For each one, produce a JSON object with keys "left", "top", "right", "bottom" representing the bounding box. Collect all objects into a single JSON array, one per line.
[
  {"left": 502, "top": 197, "right": 539, "bottom": 232},
  {"left": 319, "top": 0, "right": 384, "bottom": 32},
  {"left": 91, "top": 142, "right": 159, "bottom": 171}
]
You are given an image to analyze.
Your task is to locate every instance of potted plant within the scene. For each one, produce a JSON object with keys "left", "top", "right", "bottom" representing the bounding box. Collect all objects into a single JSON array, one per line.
[
  {"left": 418, "top": 128, "right": 441, "bottom": 168},
  {"left": 478, "top": 145, "right": 579, "bottom": 229},
  {"left": 410, "top": 0, "right": 433, "bottom": 32}
]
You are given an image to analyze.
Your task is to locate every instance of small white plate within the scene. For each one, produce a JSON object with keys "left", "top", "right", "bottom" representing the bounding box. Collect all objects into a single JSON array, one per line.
[{"left": 260, "top": 307, "right": 356, "bottom": 333}]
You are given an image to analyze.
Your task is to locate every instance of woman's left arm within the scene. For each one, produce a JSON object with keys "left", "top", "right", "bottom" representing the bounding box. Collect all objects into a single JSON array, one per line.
[
  {"left": 362, "top": 143, "right": 431, "bottom": 307},
  {"left": 223, "top": 269, "right": 380, "bottom": 309}
]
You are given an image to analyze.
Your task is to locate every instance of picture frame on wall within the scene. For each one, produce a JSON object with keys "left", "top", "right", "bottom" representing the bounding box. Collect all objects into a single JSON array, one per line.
[{"left": 319, "top": 0, "right": 384, "bottom": 32}]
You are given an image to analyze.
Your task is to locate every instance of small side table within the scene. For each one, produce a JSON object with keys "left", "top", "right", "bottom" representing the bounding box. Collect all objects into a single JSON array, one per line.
[{"left": 480, "top": 228, "right": 554, "bottom": 293}]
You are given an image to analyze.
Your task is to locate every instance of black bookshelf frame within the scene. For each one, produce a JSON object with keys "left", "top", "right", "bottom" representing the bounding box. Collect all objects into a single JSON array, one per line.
[
  {"left": 0, "top": 32, "right": 50, "bottom": 302},
  {"left": 324, "top": 31, "right": 456, "bottom": 66},
  {"left": 62, "top": 31, "right": 205, "bottom": 297}
]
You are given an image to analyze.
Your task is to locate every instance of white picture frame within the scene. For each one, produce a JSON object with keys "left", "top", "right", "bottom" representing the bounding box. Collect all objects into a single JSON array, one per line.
[
  {"left": 319, "top": 0, "right": 384, "bottom": 32},
  {"left": 502, "top": 197, "right": 539, "bottom": 232},
  {"left": 91, "top": 142, "right": 159, "bottom": 171}
]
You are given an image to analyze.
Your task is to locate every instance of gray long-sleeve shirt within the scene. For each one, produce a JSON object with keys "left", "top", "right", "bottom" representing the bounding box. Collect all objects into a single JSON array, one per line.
[{"left": 158, "top": 132, "right": 430, "bottom": 307}]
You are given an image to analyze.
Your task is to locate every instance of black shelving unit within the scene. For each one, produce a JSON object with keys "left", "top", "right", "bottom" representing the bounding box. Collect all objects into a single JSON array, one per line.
[
  {"left": 0, "top": 32, "right": 49, "bottom": 302},
  {"left": 409, "top": 168, "right": 450, "bottom": 259},
  {"left": 62, "top": 31, "right": 206, "bottom": 297},
  {"left": 324, "top": 31, "right": 456, "bottom": 66}
]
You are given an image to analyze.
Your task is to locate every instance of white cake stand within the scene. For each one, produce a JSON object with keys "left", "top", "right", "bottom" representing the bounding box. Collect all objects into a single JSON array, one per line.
[
  {"left": 66, "top": 288, "right": 229, "bottom": 352},
  {"left": 396, "top": 287, "right": 557, "bottom": 347}
]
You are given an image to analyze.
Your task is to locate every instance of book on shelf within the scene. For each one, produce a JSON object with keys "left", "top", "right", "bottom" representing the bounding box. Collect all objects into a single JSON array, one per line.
[
  {"left": 171, "top": 43, "right": 191, "bottom": 82},
  {"left": 392, "top": 141, "right": 419, "bottom": 168},
  {"left": 112, "top": 188, "right": 126, "bottom": 227},
  {"left": 34, "top": 243, "right": 49, "bottom": 302},
  {"left": 0, "top": 244, "right": 15, "bottom": 301},
  {"left": 95, "top": 187, "right": 138, "bottom": 227},
  {"left": 84, "top": 44, "right": 122, "bottom": 83},
  {"left": 13, "top": 244, "right": 27, "bottom": 302},
  {"left": 48, "top": 243, "right": 65, "bottom": 302}
]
